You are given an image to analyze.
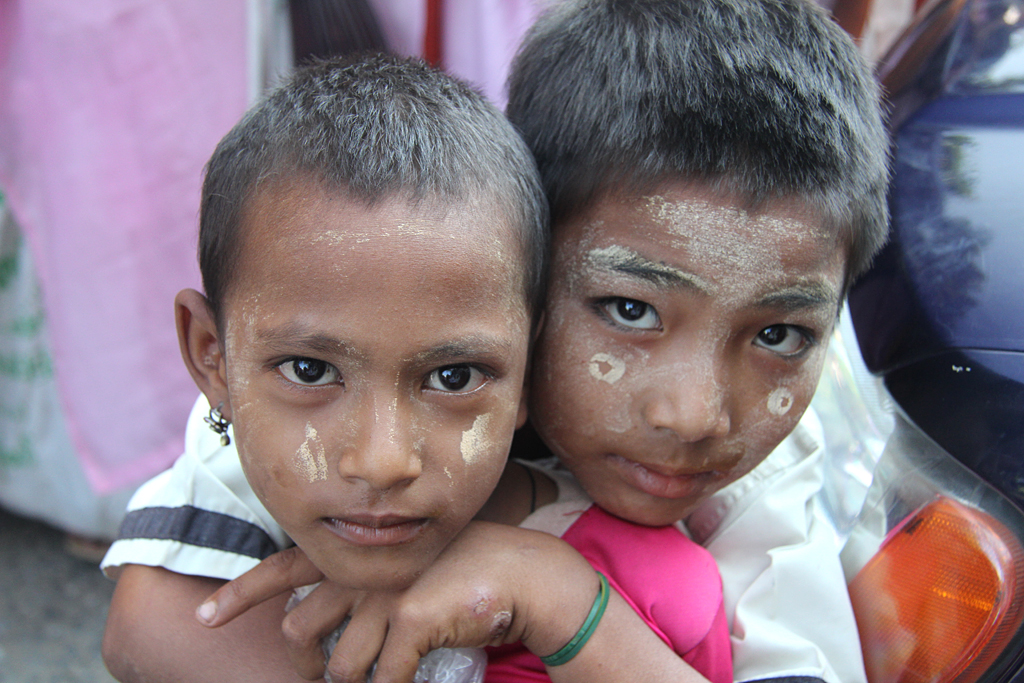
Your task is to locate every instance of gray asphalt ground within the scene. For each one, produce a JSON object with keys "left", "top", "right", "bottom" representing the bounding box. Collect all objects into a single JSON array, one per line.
[{"left": 0, "top": 506, "right": 117, "bottom": 683}]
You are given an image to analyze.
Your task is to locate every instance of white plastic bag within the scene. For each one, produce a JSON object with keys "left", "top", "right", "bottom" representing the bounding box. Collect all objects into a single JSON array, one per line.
[{"left": 289, "top": 585, "right": 487, "bottom": 683}]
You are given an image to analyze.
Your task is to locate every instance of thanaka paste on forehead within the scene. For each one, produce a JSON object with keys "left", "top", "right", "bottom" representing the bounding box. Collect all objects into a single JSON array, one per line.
[
  {"left": 560, "top": 220, "right": 601, "bottom": 296},
  {"left": 312, "top": 222, "right": 458, "bottom": 247},
  {"left": 314, "top": 228, "right": 524, "bottom": 322},
  {"left": 241, "top": 294, "right": 260, "bottom": 329},
  {"left": 309, "top": 210, "right": 512, "bottom": 257},
  {"left": 645, "top": 194, "right": 826, "bottom": 240},
  {"left": 644, "top": 195, "right": 785, "bottom": 273},
  {"left": 637, "top": 193, "right": 848, "bottom": 319}
]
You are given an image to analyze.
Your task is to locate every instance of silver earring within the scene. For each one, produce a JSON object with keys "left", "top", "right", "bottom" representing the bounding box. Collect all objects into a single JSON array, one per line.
[{"left": 204, "top": 402, "right": 231, "bottom": 446}]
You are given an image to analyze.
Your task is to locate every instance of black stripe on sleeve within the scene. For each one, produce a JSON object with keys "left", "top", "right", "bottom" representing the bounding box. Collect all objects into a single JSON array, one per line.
[
  {"left": 742, "top": 677, "right": 827, "bottom": 683},
  {"left": 116, "top": 506, "right": 279, "bottom": 560}
]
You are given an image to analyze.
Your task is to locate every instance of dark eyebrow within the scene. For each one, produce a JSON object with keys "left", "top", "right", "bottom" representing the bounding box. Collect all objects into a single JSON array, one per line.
[
  {"left": 584, "top": 246, "right": 712, "bottom": 294},
  {"left": 411, "top": 336, "right": 515, "bottom": 366},
  {"left": 754, "top": 283, "right": 839, "bottom": 312},
  {"left": 254, "top": 324, "right": 361, "bottom": 359},
  {"left": 253, "top": 325, "right": 511, "bottom": 365}
]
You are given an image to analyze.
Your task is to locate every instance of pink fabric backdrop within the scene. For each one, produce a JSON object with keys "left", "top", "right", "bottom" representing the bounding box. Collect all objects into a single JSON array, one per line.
[
  {"left": 0, "top": 0, "right": 538, "bottom": 496},
  {"left": 0, "top": 0, "right": 248, "bottom": 493},
  {"left": 370, "top": 0, "right": 541, "bottom": 108},
  {"left": 440, "top": 0, "right": 541, "bottom": 109}
]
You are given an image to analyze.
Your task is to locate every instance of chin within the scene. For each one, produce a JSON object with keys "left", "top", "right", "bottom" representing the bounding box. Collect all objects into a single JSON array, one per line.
[
  {"left": 322, "top": 565, "right": 423, "bottom": 592},
  {"left": 629, "top": 509, "right": 690, "bottom": 527},
  {"left": 601, "top": 497, "right": 691, "bottom": 527}
]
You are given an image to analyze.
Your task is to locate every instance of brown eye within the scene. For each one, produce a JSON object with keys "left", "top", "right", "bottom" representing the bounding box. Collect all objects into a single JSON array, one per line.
[
  {"left": 754, "top": 325, "right": 808, "bottom": 356},
  {"left": 603, "top": 297, "right": 661, "bottom": 330},
  {"left": 277, "top": 358, "right": 341, "bottom": 386},
  {"left": 425, "top": 365, "right": 488, "bottom": 393}
]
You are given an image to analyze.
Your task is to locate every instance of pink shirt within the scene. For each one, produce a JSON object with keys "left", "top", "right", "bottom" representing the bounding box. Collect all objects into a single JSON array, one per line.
[{"left": 486, "top": 463, "right": 732, "bottom": 683}]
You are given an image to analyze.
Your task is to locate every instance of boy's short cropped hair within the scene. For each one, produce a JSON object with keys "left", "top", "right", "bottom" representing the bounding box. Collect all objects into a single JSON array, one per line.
[
  {"left": 200, "top": 53, "right": 548, "bottom": 323},
  {"left": 506, "top": 0, "right": 889, "bottom": 285}
]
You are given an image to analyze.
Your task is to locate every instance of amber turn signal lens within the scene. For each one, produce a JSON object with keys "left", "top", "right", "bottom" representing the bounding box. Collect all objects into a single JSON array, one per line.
[{"left": 850, "top": 497, "right": 1024, "bottom": 683}]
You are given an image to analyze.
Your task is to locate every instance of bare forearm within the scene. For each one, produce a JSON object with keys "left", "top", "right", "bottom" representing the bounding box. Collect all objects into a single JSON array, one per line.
[
  {"left": 103, "top": 564, "right": 312, "bottom": 683},
  {"left": 508, "top": 541, "right": 708, "bottom": 683},
  {"left": 545, "top": 589, "right": 709, "bottom": 683}
]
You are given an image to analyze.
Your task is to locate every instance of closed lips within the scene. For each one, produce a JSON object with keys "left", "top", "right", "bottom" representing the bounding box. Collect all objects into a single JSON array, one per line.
[
  {"left": 322, "top": 515, "right": 428, "bottom": 546},
  {"left": 607, "top": 453, "right": 712, "bottom": 499}
]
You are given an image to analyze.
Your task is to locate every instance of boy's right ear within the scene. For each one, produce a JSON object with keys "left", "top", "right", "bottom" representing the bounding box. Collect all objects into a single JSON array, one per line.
[{"left": 175, "top": 289, "right": 231, "bottom": 419}]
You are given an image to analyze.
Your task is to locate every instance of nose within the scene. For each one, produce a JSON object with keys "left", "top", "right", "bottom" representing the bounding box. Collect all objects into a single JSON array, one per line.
[
  {"left": 641, "top": 361, "right": 731, "bottom": 442},
  {"left": 337, "top": 392, "right": 422, "bottom": 490}
]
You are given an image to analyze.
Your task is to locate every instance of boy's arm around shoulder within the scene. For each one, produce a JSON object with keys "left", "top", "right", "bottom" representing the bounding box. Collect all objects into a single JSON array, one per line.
[
  {"left": 544, "top": 586, "right": 712, "bottom": 683},
  {"left": 203, "top": 520, "right": 711, "bottom": 683},
  {"left": 367, "top": 522, "right": 711, "bottom": 683},
  {"left": 103, "top": 563, "right": 311, "bottom": 683}
]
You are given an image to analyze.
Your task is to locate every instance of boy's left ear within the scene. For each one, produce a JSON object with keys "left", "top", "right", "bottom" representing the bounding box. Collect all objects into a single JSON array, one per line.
[{"left": 175, "top": 288, "right": 232, "bottom": 421}]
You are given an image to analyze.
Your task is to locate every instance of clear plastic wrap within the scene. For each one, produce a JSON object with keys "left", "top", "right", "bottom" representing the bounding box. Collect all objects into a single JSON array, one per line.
[{"left": 288, "top": 585, "right": 487, "bottom": 683}]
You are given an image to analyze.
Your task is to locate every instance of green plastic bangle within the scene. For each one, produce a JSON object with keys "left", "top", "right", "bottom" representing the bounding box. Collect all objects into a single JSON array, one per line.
[{"left": 540, "top": 572, "right": 610, "bottom": 667}]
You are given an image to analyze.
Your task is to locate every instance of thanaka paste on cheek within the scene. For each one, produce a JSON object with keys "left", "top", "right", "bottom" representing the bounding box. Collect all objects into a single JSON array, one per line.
[
  {"left": 295, "top": 422, "right": 328, "bottom": 482},
  {"left": 223, "top": 321, "right": 240, "bottom": 382},
  {"left": 387, "top": 396, "right": 399, "bottom": 441},
  {"left": 559, "top": 223, "right": 601, "bottom": 299},
  {"left": 460, "top": 413, "right": 492, "bottom": 465},
  {"left": 767, "top": 387, "right": 795, "bottom": 416},
  {"left": 588, "top": 352, "right": 626, "bottom": 384},
  {"left": 604, "top": 404, "right": 634, "bottom": 434},
  {"left": 223, "top": 295, "right": 265, "bottom": 394}
]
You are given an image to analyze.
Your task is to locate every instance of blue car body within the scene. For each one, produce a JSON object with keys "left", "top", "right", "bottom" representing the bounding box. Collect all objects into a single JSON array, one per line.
[{"left": 847, "top": 1, "right": 1024, "bottom": 680}]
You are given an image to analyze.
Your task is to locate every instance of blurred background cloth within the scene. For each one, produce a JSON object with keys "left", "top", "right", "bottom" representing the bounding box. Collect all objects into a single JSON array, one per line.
[
  {"left": 0, "top": 0, "right": 249, "bottom": 536},
  {"left": 0, "top": 0, "right": 541, "bottom": 538}
]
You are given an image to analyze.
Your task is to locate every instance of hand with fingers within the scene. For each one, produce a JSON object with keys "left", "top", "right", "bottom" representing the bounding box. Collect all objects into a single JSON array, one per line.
[
  {"left": 195, "top": 522, "right": 604, "bottom": 683},
  {"left": 196, "top": 521, "right": 707, "bottom": 683},
  {"left": 196, "top": 545, "right": 337, "bottom": 679}
]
